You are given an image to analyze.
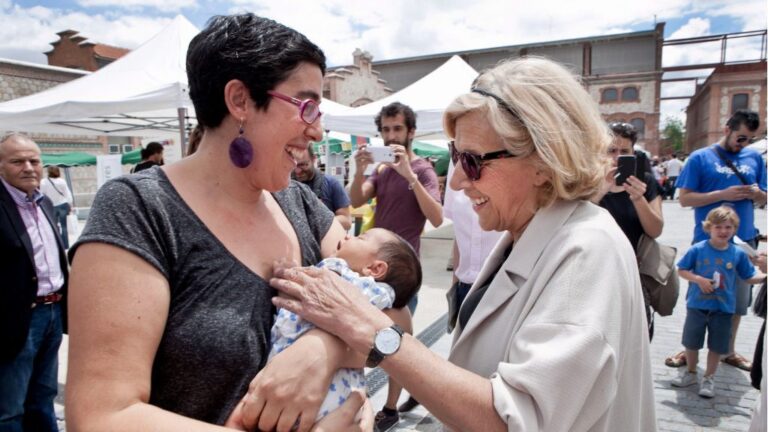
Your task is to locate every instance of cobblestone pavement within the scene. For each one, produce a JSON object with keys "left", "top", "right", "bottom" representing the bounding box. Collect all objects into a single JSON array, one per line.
[{"left": 379, "top": 201, "right": 767, "bottom": 431}]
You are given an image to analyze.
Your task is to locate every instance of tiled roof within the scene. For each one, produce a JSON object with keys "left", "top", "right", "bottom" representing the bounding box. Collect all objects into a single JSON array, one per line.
[{"left": 92, "top": 44, "right": 130, "bottom": 60}]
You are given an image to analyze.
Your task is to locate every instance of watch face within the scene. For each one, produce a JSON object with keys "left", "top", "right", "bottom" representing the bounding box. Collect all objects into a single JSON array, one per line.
[{"left": 376, "top": 327, "right": 401, "bottom": 355}]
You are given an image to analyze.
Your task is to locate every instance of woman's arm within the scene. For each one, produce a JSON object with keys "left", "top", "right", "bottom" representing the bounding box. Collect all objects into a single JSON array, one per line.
[
  {"left": 270, "top": 267, "right": 506, "bottom": 432},
  {"left": 66, "top": 243, "right": 237, "bottom": 431},
  {"left": 625, "top": 175, "right": 663, "bottom": 238},
  {"left": 233, "top": 222, "right": 382, "bottom": 432}
]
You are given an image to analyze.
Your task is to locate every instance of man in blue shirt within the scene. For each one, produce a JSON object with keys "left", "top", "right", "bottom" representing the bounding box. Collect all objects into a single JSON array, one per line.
[
  {"left": 292, "top": 146, "right": 351, "bottom": 230},
  {"left": 665, "top": 110, "right": 767, "bottom": 371}
]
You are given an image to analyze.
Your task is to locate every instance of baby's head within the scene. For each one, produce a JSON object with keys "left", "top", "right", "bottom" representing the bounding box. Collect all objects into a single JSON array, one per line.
[
  {"left": 334, "top": 228, "right": 421, "bottom": 308},
  {"left": 703, "top": 205, "right": 740, "bottom": 241}
]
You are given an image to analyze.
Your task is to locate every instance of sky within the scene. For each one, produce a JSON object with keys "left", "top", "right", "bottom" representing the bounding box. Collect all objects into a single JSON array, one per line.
[{"left": 0, "top": 0, "right": 765, "bottom": 126}]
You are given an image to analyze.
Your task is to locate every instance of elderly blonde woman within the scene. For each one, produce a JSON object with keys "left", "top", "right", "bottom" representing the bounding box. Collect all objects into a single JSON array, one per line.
[{"left": 266, "top": 57, "right": 656, "bottom": 432}]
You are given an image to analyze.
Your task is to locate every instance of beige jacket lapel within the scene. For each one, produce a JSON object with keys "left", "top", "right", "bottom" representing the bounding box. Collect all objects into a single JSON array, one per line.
[{"left": 451, "top": 200, "right": 581, "bottom": 352}]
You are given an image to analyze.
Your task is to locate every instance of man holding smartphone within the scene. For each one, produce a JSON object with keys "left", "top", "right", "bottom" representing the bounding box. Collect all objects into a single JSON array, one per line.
[
  {"left": 665, "top": 109, "right": 767, "bottom": 372},
  {"left": 348, "top": 102, "right": 442, "bottom": 431},
  {"left": 349, "top": 102, "right": 443, "bottom": 257},
  {"left": 594, "top": 122, "right": 664, "bottom": 339}
]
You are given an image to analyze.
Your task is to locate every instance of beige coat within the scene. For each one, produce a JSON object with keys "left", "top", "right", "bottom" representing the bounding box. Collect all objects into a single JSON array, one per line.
[{"left": 448, "top": 200, "right": 657, "bottom": 432}]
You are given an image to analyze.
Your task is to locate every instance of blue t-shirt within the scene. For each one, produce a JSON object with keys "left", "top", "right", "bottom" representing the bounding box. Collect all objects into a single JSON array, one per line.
[
  {"left": 676, "top": 144, "right": 767, "bottom": 242},
  {"left": 677, "top": 240, "right": 756, "bottom": 313},
  {"left": 322, "top": 175, "right": 351, "bottom": 213}
]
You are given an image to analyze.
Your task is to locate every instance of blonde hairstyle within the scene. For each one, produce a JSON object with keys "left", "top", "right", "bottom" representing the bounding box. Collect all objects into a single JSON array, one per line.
[
  {"left": 443, "top": 56, "right": 612, "bottom": 207},
  {"left": 703, "top": 205, "right": 740, "bottom": 232}
]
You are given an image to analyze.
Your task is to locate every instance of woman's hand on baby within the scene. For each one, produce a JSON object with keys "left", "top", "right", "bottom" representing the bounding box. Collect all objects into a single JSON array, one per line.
[
  {"left": 238, "top": 336, "right": 334, "bottom": 432},
  {"left": 270, "top": 266, "right": 391, "bottom": 354}
]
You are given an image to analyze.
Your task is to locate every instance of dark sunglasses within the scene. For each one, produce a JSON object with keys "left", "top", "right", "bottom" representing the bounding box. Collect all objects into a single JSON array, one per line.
[
  {"left": 449, "top": 141, "right": 516, "bottom": 181},
  {"left": 735, "top": 135, "right": 756, "bottom": 144},
  {"left": 609, "top": 122, "right": 637, "bottom": 139}
]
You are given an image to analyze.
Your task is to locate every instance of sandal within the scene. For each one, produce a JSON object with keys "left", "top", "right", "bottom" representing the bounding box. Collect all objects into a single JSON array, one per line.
[
  {"left": 722, "top": 354, "right": 752, "bottom": 371},
  {"left": 665, "top": 351, "right": 687, "bottom": 368}
]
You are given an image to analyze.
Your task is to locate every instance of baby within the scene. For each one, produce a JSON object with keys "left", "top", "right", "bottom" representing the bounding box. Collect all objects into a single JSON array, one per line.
[{"left": 268, "top": 227, "right": 422, "bottom": 420}]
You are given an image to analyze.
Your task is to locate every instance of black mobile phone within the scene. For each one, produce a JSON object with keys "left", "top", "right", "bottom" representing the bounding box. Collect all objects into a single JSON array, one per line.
[
  {"left": 615, "top": 155, "right": 636, "bottom": 186},
  {"left": 635, "top": 150, "right": 648, "bottom": 179}
]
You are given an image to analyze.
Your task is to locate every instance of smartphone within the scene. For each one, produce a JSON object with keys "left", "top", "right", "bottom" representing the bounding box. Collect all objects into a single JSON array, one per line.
[
  {"left": 635, "top": 150, "right": 648, "bottom": 179},
  {"left": 615, "top": 155, "right": 636, "bottom": 186},
  {"left": 368, "top": 146, "right": 395, "bottom": 163}
]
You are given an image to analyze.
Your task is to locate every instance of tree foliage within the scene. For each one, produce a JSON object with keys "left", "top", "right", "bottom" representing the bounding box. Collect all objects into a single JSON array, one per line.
[{"left": 662, "top": 117, "right": 685, "bottom": 153}]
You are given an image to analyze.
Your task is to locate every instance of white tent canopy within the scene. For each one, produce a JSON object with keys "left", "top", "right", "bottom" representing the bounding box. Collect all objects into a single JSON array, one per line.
[
  {"left": 0, "top": 15, "right": 199, "bottom": 137},
  {"left": 322, "top": 55, "right": 478, "bottom": 138},
  {"left": 0, "top": 15, "right": 351, "bottom": 140}
]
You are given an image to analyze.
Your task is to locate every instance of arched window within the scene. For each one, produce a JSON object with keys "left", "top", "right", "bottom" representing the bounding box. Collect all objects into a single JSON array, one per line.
[
  {"left": 630, "top": 118, "right": 645, "bottom": 139},
  {"left": 732, "top": 93, "right": 749, "bottom": 113},
  {"left": 601, "top": 88, "right": 618, "bottom": 103},
  {"left": 621, "top": 87, "right": 638, "bottom": 101}
]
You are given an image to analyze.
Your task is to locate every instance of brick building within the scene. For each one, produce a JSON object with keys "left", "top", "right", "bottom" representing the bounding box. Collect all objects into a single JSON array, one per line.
[
  {"left": 329, "top": 24, "right": 665, "bottom": 154},
  {"left": 324, "top": 49, "right": 393, "bottom": 106},
  {"left": 684, "top": 61, "right": 767, "bottom": 152},
  {"left": 45, "top": 29, "right": 130, "bottom": 71}
]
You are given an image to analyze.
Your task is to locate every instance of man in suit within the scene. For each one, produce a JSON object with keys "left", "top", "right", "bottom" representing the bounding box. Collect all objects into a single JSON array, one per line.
[{"left": 0, "top": 133, "right": 68, "bottom": 431}]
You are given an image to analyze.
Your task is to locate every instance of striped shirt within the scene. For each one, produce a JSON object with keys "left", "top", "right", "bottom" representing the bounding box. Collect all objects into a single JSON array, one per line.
[{"left": 2, "top": 178, "right": 64, "bottom": 296}]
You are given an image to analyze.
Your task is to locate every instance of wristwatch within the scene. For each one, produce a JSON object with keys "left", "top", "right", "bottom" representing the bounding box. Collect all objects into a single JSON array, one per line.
[{"left": 365, "top": 324, "right": 404, "bottom": 368}]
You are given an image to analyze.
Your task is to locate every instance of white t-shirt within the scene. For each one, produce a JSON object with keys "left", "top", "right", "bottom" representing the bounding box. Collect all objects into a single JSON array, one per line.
[
  {"left": 40, "top": 177, "right": 73, "bottom": 207},
  {"left": 666, "top": 158, "right": 683, "bottom": 177}
]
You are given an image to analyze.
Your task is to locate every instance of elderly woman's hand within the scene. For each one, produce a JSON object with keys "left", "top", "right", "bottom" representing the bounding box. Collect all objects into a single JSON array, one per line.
[{"left": 271, "top": 266, "right": 392, "bottom": 355}]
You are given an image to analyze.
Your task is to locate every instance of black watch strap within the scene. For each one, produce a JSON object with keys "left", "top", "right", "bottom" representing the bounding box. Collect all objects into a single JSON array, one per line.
[{"left": 365, "top": 324, "right": 403, "bottom": 368}]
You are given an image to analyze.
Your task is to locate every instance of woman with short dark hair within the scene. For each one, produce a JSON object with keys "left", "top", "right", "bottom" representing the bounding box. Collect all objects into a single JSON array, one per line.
[{"left": 66, "top": 14, "right": 376, "bottom": 431}]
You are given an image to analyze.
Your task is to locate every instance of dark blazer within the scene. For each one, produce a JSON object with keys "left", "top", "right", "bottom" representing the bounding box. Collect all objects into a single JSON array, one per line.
[{"left": 0, "top": 183, "right": 68, "bottom": 361}]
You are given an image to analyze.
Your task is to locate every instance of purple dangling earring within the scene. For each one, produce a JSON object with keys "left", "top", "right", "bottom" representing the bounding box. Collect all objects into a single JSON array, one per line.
[{"left": 229, "top": 120, "right": 253, "bottom": 168}]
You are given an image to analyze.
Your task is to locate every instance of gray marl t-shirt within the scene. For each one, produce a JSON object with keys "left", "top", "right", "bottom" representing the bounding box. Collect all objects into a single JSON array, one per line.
[{"left": 69, "top": 167, "right": 334, "bottom": 425}]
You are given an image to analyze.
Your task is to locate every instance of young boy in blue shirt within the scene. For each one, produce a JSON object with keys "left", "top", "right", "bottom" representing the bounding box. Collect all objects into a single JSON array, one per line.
[{"left": 672, "top": 206, "right": 766, "bottom": 398}]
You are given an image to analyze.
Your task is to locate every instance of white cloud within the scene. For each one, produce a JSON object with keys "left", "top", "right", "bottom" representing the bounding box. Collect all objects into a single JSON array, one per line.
[
  {"left": 230, "top": 0, "right": 703, "bottom": 66},
  {"left": 669, "top": 17, "right": 710, "bottom": 39},
  {"left": 0, "top": 5, "right": 171, "bottom": 64},
  {"left": 0, "top": 0, "right": 763, "bottom": 132},
  {"left": 77, "top": 0, "right": 197, "bottom": 13}
]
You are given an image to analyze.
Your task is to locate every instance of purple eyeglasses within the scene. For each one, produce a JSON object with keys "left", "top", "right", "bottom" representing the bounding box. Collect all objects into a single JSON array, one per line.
[{"left": 267, "top": 90, "right": 322, "bottom": 125}]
